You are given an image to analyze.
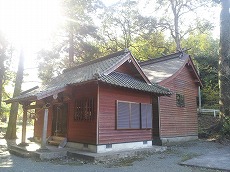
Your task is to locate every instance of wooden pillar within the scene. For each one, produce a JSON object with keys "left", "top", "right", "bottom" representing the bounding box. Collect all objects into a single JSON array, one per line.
[
  {"left": 40, "top": 108, "right": 49, "bottom": 150},
  {"left": 18, "top": 104, "right": 28, "bottom": 146}
]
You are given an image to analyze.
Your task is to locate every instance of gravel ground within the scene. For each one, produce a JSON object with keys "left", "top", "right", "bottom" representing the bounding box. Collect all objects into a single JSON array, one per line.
[{"left": 0, "top": 138, "right": 227, "bottom": 172}]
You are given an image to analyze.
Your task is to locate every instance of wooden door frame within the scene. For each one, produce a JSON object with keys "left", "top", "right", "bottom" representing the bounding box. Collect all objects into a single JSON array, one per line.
[{"left": 52, "top": 103, "right": 68, "bottom": 137}]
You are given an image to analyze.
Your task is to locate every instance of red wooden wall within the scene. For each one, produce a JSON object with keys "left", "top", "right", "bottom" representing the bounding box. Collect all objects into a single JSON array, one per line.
[
  {"left": 34, "top": 83, "right": 98, "bottom": 144},
  {"left": 67, "top": 82, "right": 97, "bottom": 144},
  {"left": 98, "top": 83, "right": 153, "bottom": 144},
  {"left": 159, "top": 64, "right": 198, "bottom": 138}
]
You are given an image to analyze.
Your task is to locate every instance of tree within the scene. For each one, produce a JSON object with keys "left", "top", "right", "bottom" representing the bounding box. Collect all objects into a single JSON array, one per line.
[
  {"left": 100, "top": 0, "right": 139, "bottom": 51},
  {"left": 0, "top": 32, "right": 7, "bottom": 119},
  {"left": 154, "top": 0, "right": 214, "bottom": 51},
  {"left": 61, "top": 0, "right": 102, "bottom": 65},
  {"left": 37, "top": 0, "right": 102, "bottom": 84},
  {"left": 0, "top": 31, "right": 12, "bottom": 119},
  {"left": 5, "top": 49, "right": 24, "bottom": 139},
  {"left": 184, "top": 33, "right": 219, "bottom": 108},
  {"left": 37, "top": 48, "right": 62, "bottom": 85},
  {"left": 99, "top": 0, "right": 159, "bottom": 54},
  {"left": 131, "top": 32, "right": 175, "bottom": 60},
  {"left": 218, "top": 0, "right": 230, "bottom": 117}
]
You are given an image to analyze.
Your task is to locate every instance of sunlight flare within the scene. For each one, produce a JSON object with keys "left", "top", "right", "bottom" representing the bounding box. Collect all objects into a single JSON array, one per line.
[{"left": 0, "top": 0, "right": 62, "bottom": 49}]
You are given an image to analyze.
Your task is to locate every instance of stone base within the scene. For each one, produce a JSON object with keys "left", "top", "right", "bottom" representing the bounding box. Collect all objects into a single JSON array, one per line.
[
  {"left": 31, "top": 150, "right": 67, "bottom": 160},
  {"left": 152, "top": 138, "right": 163, "bottom": 146},
  {"left": 18, "top": 142, "right": 29, "bottom": 147}
]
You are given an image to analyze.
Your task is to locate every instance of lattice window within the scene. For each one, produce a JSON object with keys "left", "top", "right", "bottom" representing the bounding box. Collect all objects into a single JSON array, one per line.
[
  {"left": 74, "top": 98, "right": 95, "bottom": 121},
  {"left": 176, "top": 94, "right": 185, "bottom": 107}
]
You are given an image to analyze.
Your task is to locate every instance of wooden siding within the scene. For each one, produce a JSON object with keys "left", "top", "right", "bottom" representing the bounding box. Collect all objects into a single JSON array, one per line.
[
  {"left": 67, "top": 82, "right": 97, "bottom": 144},
  {"left": 98, "top": 83, "right": 152, "bottom": 144},
  {"left": 159, "top": 65, "right": 198, "bottom": 138}
]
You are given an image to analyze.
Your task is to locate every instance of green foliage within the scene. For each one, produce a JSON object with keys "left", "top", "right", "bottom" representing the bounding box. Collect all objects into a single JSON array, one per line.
[
  {"left": 154, "top": 0, "right": 215, "bottom": 51},
  {"left": 37, "top": 49, "right": 62, "bottom": 85},
  {"left": 61, "top": 0, "right": 101, "bottom": 62},
  {"left": 0, "top": 31, "right": 13, "bottom": 118},
  {"left": 183, "top": 33, "right": 219, "bottom": 109},
  {"left": 222, "top": 117, "right": 230, "bottom": 137},
  {"left": 37, "top": 0, "right": 103, "bottom": 84},
  {"left": 99, "top": 0, "right": 141, "bottom": 52},
  {"left": 98, "top": 0, "right": 160, "bottom": 55},
  {"left": 131, "top": 32, "right": 176, "bottom": 61}
]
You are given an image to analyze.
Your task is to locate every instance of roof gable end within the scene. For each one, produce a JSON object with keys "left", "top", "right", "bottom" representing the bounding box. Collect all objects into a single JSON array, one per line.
[{"left": 103, "top": 50, "right": 151, "bottom": 84}]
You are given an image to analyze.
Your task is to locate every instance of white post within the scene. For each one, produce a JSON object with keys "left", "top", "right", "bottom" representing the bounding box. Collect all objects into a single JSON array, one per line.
[
  {"left": 40, "top": 108, "right": 49, "bottom": 150},
  {"left": 21, "top": 106, "right": 27, "bottom": 144},
  {"left": 198, "top": 86, "right": 202, "bottom": 112}
]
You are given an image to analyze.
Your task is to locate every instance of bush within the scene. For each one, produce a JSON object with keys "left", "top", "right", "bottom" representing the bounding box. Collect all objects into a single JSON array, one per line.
[{"left": 222, "top": 117, "right": 230, "bottom": 137}]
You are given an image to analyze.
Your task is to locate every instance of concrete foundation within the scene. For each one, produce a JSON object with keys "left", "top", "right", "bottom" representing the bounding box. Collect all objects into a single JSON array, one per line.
[
  {"left": 66, "top": 140, "right": 153, "bottom": 153},
  {"left": 9, "top": 141, "right": 166, "bottom": 161},
  {"left": 161, "top": 135, "right": 198, "bottom": 145}
]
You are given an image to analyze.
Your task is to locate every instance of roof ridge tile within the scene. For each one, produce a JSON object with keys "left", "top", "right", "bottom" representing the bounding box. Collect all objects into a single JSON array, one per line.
[{"left": 63, "top": 49, "right": 129, "bottom": 73}]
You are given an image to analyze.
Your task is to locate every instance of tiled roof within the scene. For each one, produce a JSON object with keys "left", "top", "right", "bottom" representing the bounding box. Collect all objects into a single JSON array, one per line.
[
  {"left": 100, "top": 72, "right": 171, "bottom": 95},
  {"left": 140, "top": 52, "right": 189, "bottom": 83},
  {"left": 5, "top": 49, "right": 172, "bottom": 103}
]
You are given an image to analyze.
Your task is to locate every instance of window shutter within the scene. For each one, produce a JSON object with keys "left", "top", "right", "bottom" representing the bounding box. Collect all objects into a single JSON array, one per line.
[
  {"left": 117, "top": 102, "right": 129, "bottom": 129},
  {"left": 141, "top": 104, "right": 147, "bottom": 128},
  {"left": 141, "top": 103, "right": 152, "bottom": 129},
  {"left": 146, "top": 104, "right": 152, "bottom": 128},
  {"left": 130, "top": 103, "right": 140, "bottom": 129}
]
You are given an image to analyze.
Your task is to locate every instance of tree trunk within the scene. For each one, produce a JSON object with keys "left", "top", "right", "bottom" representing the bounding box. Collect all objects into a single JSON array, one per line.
[
  {"left": 219, "top": 0, "right": 230, "bottom": 118},
  {"left": 69, "top": 24, "right": 74, "bottom": 67},
  {"left": 5, "top": 49, "right": 24, "bottom": 139},
  {"left": 169, "top": 0, "right": 181, "bottom": 51}
]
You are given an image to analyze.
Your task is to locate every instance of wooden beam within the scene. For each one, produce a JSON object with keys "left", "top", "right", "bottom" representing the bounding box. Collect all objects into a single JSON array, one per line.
[{"left": 27, "top": 104, "right": 43, "bottom": 110}]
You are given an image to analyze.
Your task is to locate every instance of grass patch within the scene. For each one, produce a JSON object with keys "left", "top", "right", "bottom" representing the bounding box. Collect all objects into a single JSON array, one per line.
[
  {"left": 48, "top": 157, "right": 86, "bottom": 166},
  {"left": 181, "top": 153, "right": 200, "bottom": 162},
  {"left": 104, "top": 156, "right": 145, "bottom": 168}
]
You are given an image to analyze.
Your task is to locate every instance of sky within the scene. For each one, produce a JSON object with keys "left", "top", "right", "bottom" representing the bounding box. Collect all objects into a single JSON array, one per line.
[
  {"left": 0, "top": 0, "right": 62, "bottom": 91},
  {"left": 0, "top": 0, "right": 221, "bottom": 92}
]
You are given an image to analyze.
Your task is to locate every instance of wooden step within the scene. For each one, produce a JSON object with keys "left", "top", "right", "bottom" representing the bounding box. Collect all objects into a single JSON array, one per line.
[
  {"left": 52, "top": 136, "right": 65, "bottom": 141},
  {"left": 47, "top": 136, "right": 67, "bottom": 148},
  {"left": 48, "top": 140, "right": 61, "bottom": 146}
]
